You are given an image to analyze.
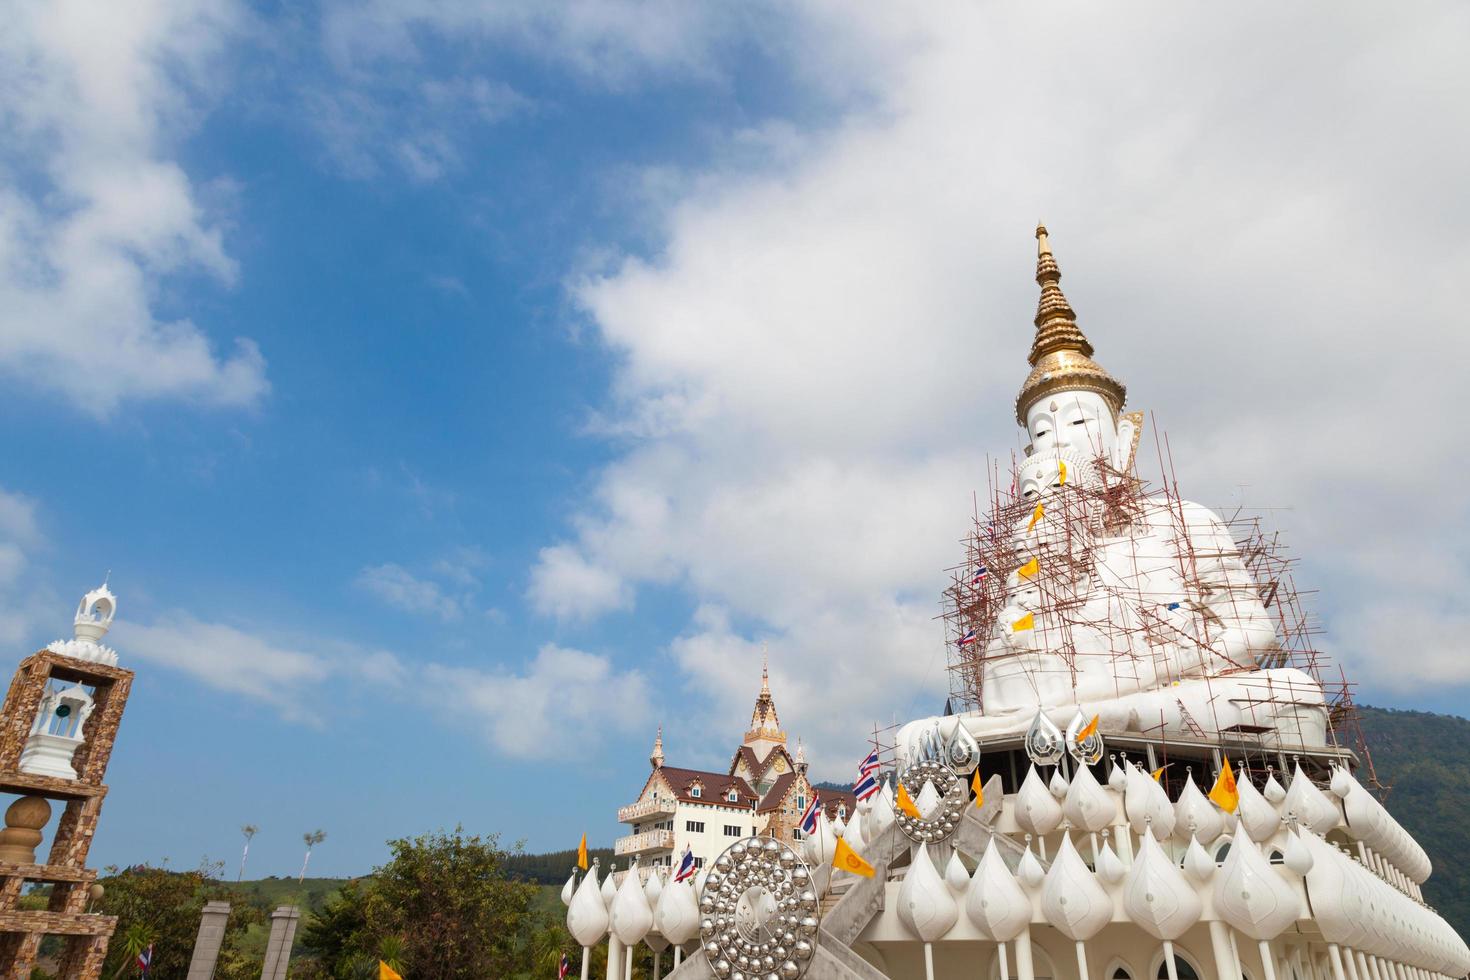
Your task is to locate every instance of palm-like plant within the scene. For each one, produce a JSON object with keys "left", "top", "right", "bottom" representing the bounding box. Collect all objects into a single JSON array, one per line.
[
  {"left": 299, "top": 829, "right": 327, "bottom": 883},
  {"left": 238, "top": 824, "right": 259, "bottom": 882},
  {"left": 109, "top": 922, "right": 153, "bottom": 980}
]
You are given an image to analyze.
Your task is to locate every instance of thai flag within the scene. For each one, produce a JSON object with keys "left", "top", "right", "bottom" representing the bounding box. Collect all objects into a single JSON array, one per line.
[
  {"left": 674, "top": 847, "right": 696, "bottom": 883},
  {"left": 857, "top": 748, "right": 880, "bottom": 777},
  {"left": 853, "top": 771, "right": 880, "bottom": 802},
  {"left": 137, "top": 944, "right": 154, "bottom": 976},
  {"left": 799, "top": 792, "right": 821, "bottom": 835},
  {"left": 956, "top": 627, "right": 978, "bottom": 648},
  {"left": 970, "top": 566, "right": 988, "bottom": 587},
  {"left": 559, "top": 953, "right": 571, "bottom": 979}
]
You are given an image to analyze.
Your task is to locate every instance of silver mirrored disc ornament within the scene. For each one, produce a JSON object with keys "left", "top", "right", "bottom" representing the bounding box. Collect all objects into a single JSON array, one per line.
[
  {"left": 1024, "top": 708, "right": 1064, "bottom": 766},
  {"left": 1064, "top": 709, "right": 1104, "bottom": 765},
  {"left": 893, "top": 759, "right": 965, "bottom": 843},
  {"left": 699, "top": 837, "right": 816, "bottom": 980}
]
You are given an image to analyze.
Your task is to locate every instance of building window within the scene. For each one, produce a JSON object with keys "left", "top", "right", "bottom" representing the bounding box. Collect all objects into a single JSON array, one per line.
[
  {"left": 694, "top": 857, "right": 705, "bottom": 868},
  {"left": 691, "top": 786, "right": 701, "bottom": 798},
  {"left": 792, "top": 829, "right": 804, "bottom": 840},
  {"left": 728, "top": 790, "right": 739, "bottom": 802},
  {"left": 796, "top": 795, "right": 805, "bottom": 810},
  {"left": 1155, "top": 954, "right": 1201, "bottom": 980},
  {"left": 724, "top": 825, "right": 741, "bottom": 837},
  {"left": 686, "top": 821, "right": 705, "bottom": 833}
]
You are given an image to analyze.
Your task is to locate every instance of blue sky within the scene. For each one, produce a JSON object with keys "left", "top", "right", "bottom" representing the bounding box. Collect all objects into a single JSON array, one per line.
[{"left": 2, "top": 2, "right": 1468, "bottom": 878}]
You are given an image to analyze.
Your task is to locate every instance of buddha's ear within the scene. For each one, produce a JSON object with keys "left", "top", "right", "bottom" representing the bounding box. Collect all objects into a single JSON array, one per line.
[{"left": 1115, "top": 411, "right": 1144, "bottom": 472}]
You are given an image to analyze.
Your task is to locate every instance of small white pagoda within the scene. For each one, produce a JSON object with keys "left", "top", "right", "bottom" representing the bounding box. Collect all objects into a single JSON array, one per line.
[{"left": 566, "top": 227, "right": 1469, "bottom": 980}]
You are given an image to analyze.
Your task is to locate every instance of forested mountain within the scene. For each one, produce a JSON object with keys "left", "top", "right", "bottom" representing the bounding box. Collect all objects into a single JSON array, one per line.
[{"left": 1355, "top": 705, "right": 1470, "bottom": 938}]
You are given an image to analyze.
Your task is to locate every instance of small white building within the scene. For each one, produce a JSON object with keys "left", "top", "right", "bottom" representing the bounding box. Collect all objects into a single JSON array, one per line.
[{"left": 614, "top": 664, "right": 854, "bottom": 873}]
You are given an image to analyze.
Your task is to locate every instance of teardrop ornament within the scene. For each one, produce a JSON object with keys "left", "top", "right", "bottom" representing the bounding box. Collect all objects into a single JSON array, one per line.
[
  {"left": 1065, "top": 709, "right": 1104, "bottom": 765},
  {"left": 1025, "top": 708, "right": 1064, "bottom": 766}
]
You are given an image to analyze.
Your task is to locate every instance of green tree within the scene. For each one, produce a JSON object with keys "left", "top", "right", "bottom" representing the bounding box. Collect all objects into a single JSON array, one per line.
[
  {"left": 299, "top": 829, "right": 539, "bottom": 980},
  {"left": 365, "top": 828, "right": 536, "bottom": 979},
  {"left": 297, "top": 880, "right": 371, "bottom": 978},
  {"left": 95, "top": 865, "right": 261, "bottom": 980}
]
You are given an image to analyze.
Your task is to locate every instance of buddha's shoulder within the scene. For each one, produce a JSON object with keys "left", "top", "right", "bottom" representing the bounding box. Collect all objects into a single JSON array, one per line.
[{"left": 1137, "top": 496, "right": 1231, "bottom": 529}]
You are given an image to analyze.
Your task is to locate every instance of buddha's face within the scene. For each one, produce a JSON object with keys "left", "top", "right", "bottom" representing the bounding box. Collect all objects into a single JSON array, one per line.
[{"left": 1025, "top": 391, "right": 1120, "bottom": 464}]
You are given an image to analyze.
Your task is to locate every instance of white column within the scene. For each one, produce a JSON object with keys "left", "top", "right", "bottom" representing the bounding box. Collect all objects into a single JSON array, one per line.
[
  {"left": 1210, "top": 922, "right": 1238, "bottom": 980},
  {"left": 1016, "top": 927, "right": 1036, "bottom": 980},
  {"left": 606, "top": 937, "right": 623, "bottom": 980}
]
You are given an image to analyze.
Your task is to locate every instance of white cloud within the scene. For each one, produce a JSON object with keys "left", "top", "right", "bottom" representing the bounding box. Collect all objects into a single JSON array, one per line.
[
  {"left": 528, "top": 2, "right": 1470, "bottom": 767},
  {"left": 356, "top": 563, "right": 465, "bottom": 621},
  {"left": 117, "top": 615, "right": 332, "bottom": 721},
  {"left": 528, "top": 544, "right": 631, "bottom": 620},
  {"left": 425, "top": 643, "right": 650, "bottom": 757},
  {"left": 0, "top": 0, "right": 267, "bottom": 415},
  {"left": 0, "top": 487, "right": 54, "bottom": 647}
]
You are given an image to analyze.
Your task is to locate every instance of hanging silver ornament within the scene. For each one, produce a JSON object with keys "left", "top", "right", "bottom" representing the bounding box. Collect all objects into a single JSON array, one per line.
[
  {"left": 946, "top": 722, "right": 980, "bottom": 771},
  {"left": 1024, "top": 708, "right": 1064, "bottom": 766},
  {"left": 1065, "top": 709, "right": 1104, "bottom": 765}
]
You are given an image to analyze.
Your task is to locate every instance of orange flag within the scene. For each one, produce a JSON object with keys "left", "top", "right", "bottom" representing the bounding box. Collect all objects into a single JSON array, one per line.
[
  {"left": 1027, "top": 503, "right": 1045, "bottom": 531},
  {"left": 833, "top": 836, "right": 875, "bottom": 877},
  {"left": 379, "top": 962, "right": 403, "bottom": 980},
  {"left": 1076, "top": 714, "right": 1099, "bottom": 743},
  {"left": 1208, "top": 757, "right": 1240, "bottom": 813},
  {"left": 896, "top": 782, "right": 922, "bottom": 819},
  {"left": 971, "top": 768, "right": 985, "bottom": 808},
  {"left": 577, "top": 833, "right": 588, "bottom": 870}
]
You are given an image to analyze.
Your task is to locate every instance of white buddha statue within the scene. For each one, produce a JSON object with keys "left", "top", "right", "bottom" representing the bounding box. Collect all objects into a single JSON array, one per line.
[{"left": 900, "top": 227, "right": 1328, "bottom": 761}]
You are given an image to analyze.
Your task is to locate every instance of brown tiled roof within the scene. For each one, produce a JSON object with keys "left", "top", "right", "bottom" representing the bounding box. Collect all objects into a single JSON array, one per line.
[
  {"left": 654, "top": 766, "right": 759, "bottom": 807},
  {"left": 756, "top": 771, "right": 798, "bottom": 813},
  {"left": 820, "top": 789, "right": 858, "bottom": 820}
]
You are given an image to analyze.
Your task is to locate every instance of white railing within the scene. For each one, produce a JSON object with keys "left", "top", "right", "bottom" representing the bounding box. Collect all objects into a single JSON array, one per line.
[
  {"left": 617, "top": 798, "right": 678, "bottom": 823},
  {"left": 614, "top": 829, "right": 676, "bottom": 856}
]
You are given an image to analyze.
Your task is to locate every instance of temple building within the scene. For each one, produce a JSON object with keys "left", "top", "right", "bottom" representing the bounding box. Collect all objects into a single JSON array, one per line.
[
  {"left": 615, "top": 662, "right": 854, "bottom": 872},
  {"left": 567, "top": 225, "right": 1470, "bottom": 980}
]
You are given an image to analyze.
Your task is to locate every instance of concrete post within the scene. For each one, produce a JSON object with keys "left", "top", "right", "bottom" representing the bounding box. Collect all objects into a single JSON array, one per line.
[
  {"left": 186, "top": 900, "right": 232, "bottom": 980},
  {"left": 260, "top": 905, "right": 301, "bottom": 980}
]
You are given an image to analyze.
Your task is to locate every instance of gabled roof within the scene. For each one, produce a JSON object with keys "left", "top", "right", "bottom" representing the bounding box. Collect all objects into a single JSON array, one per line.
[
  {"left": 756, "top": 771, "right": 799, "bottom": 813},
  {"left": 652, "top": 766, "right": 759, "bottom": 807},
  {"left": 729, "top": 743, "right": 794, "bottom": 784}
]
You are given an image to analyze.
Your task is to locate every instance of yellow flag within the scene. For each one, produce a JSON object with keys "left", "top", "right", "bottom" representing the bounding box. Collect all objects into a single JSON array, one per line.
[
  {"left": 1151, "top": 765, "right": 1167, "bottom": 782},
  {"left": 380, "top": 962, "right": 403, "bottom": 980},
  {"left": 1017, "top": 557, "right": 1039, "bottom": 580},
  {"left": 1011, "top": 612, "right": 1035, "bottom": 632},
  {"left": 1027, "top": 503, "right": 1045, "bottom": 531},
  {"left": 1208, "top": 757, "right": 1240, "bottom": 813},
  {"left": 896, "top": 782, "right": 922, "bottom": 819},
  {"left": 971, "top": 768, "right": 985, "bottom": 808},
  {"left": 577, "top": 833, "right": 588, "bottom": 870},
  {"left": 1076, "top": 714, "right": 1099, "bottom": 743},
  {"left": 833, "top": 836, "right": 875, "bottom": 877},
  {"left": 1058, "top": 460, "right": 1067, "bottom": 485}
]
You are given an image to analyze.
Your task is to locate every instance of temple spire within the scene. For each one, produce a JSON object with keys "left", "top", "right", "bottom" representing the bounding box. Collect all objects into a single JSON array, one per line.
[
  {"left": 649, "top": 724, "right": 664, "bottom": 769},
  {"left": 1015, "top": 224, "right": 1127, "bottom": 424},
  {"left": 744, "top": 648, "right": 786, "bottom": 759}
]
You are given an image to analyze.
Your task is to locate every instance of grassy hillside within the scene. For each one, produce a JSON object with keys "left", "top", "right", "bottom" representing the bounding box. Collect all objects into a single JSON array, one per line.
[{"left": 1354, "top": 705, "right": 1470, "bottom": 938}]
